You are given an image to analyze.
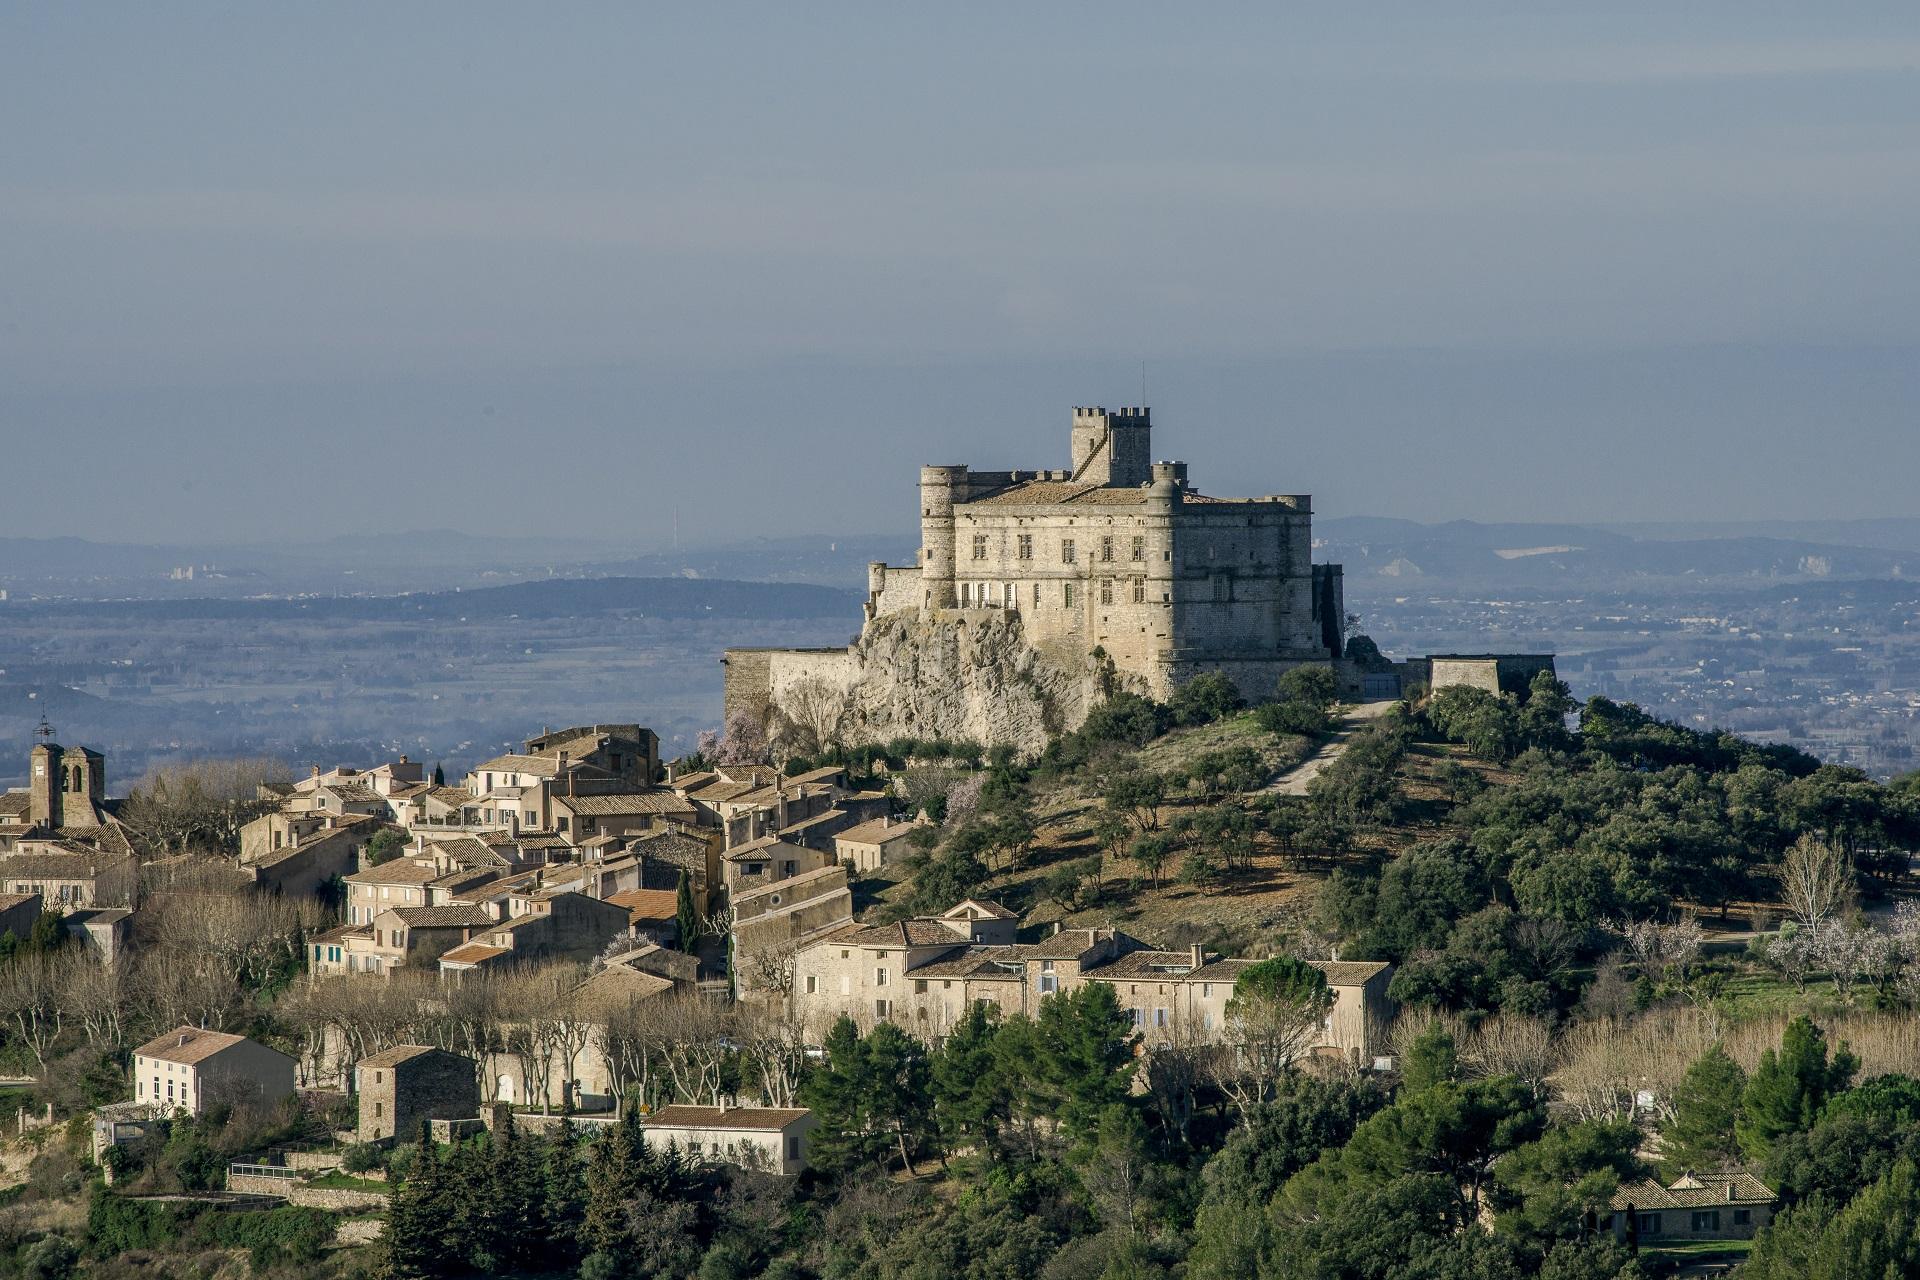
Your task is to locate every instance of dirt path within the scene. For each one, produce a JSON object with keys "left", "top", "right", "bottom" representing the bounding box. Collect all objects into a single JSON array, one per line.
[{"left": 1256, "top": 700, "right": 1398, "bottom": 797}]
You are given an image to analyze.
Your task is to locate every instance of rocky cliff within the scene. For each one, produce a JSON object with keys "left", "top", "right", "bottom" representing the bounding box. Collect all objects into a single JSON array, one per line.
[{"left": 767, "top": 609, "right": 1139, "bottom": 756}]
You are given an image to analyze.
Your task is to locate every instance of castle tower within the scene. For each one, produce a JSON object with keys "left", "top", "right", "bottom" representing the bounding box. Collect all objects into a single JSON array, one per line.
[
  {"left": 1070, "top": 406, "right": 1152, "bottom": 488},
  {"left": 919, "top": 465, "right": 966, "bottom": 609}
]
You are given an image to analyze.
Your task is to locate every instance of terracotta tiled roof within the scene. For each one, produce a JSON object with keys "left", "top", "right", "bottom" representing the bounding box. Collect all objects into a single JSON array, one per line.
[
  {"left": 344, "top": 859, "right": 444, "bottom": 886},
  {"left": 1313, "top": 960, "right": 1392, "bottom": 986},
  {"left": 386, "top": 905, "right": 494, "bottom": 928},
  {"left": 0, "top": 850, "right": 116, "bottom": 878},
  {"left": 0, "top": 792, "right": 32, "bottom": 818},
  {"left": 724, "top": 839, "right": 814, "bottom": 863},
  {"left": 944, "top": 898, "right": 1017, "bottom": 920},
  {"left": 556, "top": 792, "right": 695, "bottom": 816},
  {"left": 642, "top": 1105, "right": 811, "bottom": 1131},
  {"left": 842, "top": 919, "right": 972, "bottom": 948},
  {"left": 134, "top": 1026, "right": 278, "bottom": 1066},
  {"left": 439, "top": 941, "right": 510, "bottom": 967},
  {"left": 0, "top": 892, "right": 40, "bottom": 911},
  {"left": 834, "top": 816, "right": 923, "bottom": 846},
  {"left": 1611, "top": 1172, "right": 1776, "bottom": 1211},
  {"left": 606, "top": 888, "right": 679, "bottom": 923},
  {"left": 358, "top": 1044, "right": 448, "bottom": 1069}
]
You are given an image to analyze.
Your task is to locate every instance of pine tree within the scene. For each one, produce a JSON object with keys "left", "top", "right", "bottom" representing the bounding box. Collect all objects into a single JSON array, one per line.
[
  {"left": 862, "top": 1022, "right": 934, "bottom": 1175},
  {"left": 1662, "top": 1044, "right": 1747, "bottom": 1177},
  {"left": 543, "top": 1117, "right": 587, "bottom": 1264},
  {"left": 1738, "top": 1016, "right": 1858, "bottom": 1162},
  {"left": 1401, "top": 1026, "right": 1460, "bottom": 1093},
  {"left": 377, "top": 1124, "right": 450, "bottom": 1280},
  {"left": 932, "top": 1001, "right": 1009, "bottom": 1158},
  {"left": 675, "top": 870, "right": 699, "bottom": 953},
  {"left": 1027, "top": 983, "right": 1139, "bottom": 1145},
  {"left": 798, "top": 1015, "right": 880, "bottom": 1175},
  {"left": 581, "top": 1118, "right": 637, "bottom": 1260}
]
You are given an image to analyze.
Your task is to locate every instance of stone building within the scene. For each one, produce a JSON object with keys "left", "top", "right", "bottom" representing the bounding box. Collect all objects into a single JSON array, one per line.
[
  {"left": 640, "top": 1105, "right": 817, "bottom": 1175},
  {"left": 788, "top": 901, "right": 1394, "bottom": 1061},
  {"left": 726, "top": 405, "right": 1347, "bottom": 751},
  {"left": 356, "top": 1045, "right": 479, "bottom": 1144},
  {"left": 132, "top": 1027, "right": 296, "bottom": 1118}
]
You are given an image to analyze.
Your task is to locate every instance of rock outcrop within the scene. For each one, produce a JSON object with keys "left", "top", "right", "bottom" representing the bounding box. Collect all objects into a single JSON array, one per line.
[{"left": 766, "top": 609, "right": 1140, "bottom": 757}]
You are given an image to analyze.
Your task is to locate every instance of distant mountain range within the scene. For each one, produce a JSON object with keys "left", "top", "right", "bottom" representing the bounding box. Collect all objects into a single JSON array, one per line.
[
  {"left": 6, "top": 516, "right": 1918, "bottom": 602},
  {"left": 1318, "top": 517, "right": 1916, "bottom": 589}
]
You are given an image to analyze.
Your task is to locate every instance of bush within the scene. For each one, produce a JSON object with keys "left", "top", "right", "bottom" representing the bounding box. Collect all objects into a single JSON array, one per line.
[
  {"left": 1255, "top": 701, "right": 1330, "bottom": 738},
  {"left": 1170, "top": 673, "right": 1244, "bottom": 727},
  {"left": 341, "top": 1142, "right": 384, "bottom": 1174}
]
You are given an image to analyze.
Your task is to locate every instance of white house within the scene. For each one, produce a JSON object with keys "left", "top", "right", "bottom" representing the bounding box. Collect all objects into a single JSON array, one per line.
[
  {"left": 639, "top": 1105, "right": 817, "bottom": 1175},
  {"left": 132, "top": 1027, "right": 297, "bottom": 1118}
]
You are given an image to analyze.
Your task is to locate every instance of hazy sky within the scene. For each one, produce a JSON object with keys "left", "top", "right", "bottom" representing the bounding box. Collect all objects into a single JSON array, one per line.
[{"left": 4, "top": 4, "right": 1918, "bottom": 546}]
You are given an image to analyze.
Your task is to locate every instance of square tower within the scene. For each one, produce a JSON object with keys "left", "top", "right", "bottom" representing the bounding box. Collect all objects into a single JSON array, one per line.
[{"left": 1070, "top": 406, "right": 1152, "bottom": 488}]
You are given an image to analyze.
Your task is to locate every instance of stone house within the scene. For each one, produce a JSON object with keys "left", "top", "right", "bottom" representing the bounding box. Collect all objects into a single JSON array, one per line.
[
  {"left": 640, "top": 1105, "right": 817, "bottom": 1176},
  {"left": 133, "top": 1027, "right": 296, "bottom": 1118},
  {"left": 311, "top": 904, "right": 497, "bottom": 977},
  {"left": 436, "top": 890, "right": 629, "bottom": 977},
  {"left": 832, "top": 814, "right": 929, "bottom": 874},
  {"left": 0, "top": 846, "right": 135, "bottom": 908},
  {"left": 356, "top": 1045, "right": 479, "bottom": 1144},
  {"left": 1609, "top": 1172, "right": 1777, "bottom": 1244},
  {"left": 342, "top": 857, "right": 450, "bottom": 925},
  {"left": 603, "top": 888, "right": 680, "bottom": 946},
  {"left": 550, "top": 791, "right": 697, "bottom": 845},
  {"left": 0, "top": 892, "right": 41, "bottom": 943},
  {"left": 239, "top": 813, "right": 390, "bottom": 898},
  {"left": 789, "top": 902, "right": 1393, "bottom": 1059},
  {"left": 62, "top": 907, "right": 132, "bottom": 965},
  {"left": 732, "top": 865, "right": 854, "bottom": 993},
  {"left": 523, "top": 724, "right": 661, "bottom": 788},
  {"left": 722, "top": 836, "right": 835, "bottom": 898}
]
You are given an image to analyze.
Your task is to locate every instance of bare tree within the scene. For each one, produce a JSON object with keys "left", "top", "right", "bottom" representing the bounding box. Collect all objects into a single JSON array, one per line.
[
  {"left": 732, "top": 1002, "right": 808, "bottom": 1108},
  {"left": 1754, "top": 926, "right": 1820, "bottom": 994},
  {"left": 1778, "top": 834, "right": 1854, "bottom": 937},
  {"left": 0, "top": 951, "right": 77, "bottom": 1078},
  {"left": 1614, "top": 916, "right": 1705, "bottom": 988},
  {"left": 650, "top": 995, "right": 734, "bottom": 1105},
  {"left": 771, "top": 676, "right": 848, "bottom": 759},
  {"left": 1462, "top": 1016, "right": 1559, "bottom": 1100},
  {"left": 120, "top": 757, "right": 292, "bottom": 856},
  {"left": 65, "top": 955, "right": 132, "bottom": 1051}
]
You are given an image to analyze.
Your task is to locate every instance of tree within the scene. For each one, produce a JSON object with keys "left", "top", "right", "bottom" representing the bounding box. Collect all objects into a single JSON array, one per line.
[
  {"left": 1128, "top": 832, "right": 1176, "bottom": 890},
  {"left": 674, "top": 871, "right": 699, "bottom": 953},
  {"left": 931, "top": 1001, "right": 1009, "bottom": 1158},
  {"left": 1277, "top": 664, "right": 1338, "bottom": 710},
  {"left": 1018, "top": 983, "right": 1140, "bottom": 1147},
  {"left": 1216, "top": 958, "right": 1334, "bottom": 1115},
  {"left": 1662, "top": 1044, "right": 1746, "bottom": 1177},
  {"left": 1778, "top": 834, "right": 1854, "bottom": 937},
  {"left": 1738, "top": 1016, "right": 1858, "bottom": 1162},
  {"left": 1171, "top": 672, "right": 1245, "bottom": 727},
  {"left": 800, "top": 1017, "right": 933, "bottom": 1176},
  {"left": 1105, "top": 770, "right": 1168, "bottom": 833},
  {"left": 1490, "top": 1120, "right": 1642, "bottom": 1245},
  {"left": 1401, "top": 1025, "right": 1461, "bottom": 1092},
  {"left": 378, "top": 1124, "right": 453, "bottom": 1280},
  {"left": 120, "top": 756, "right": 290, "bottom": 856}
]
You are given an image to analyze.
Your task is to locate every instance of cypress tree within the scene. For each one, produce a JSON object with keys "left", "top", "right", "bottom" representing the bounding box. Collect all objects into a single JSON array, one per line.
[{"left": 675, "top": 870, "right": 699, "bottom": 953}]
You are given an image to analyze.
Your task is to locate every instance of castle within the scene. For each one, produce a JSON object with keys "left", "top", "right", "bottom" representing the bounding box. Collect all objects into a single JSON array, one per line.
[
  {"left": 869, "top": 406, "right": 1344, "bottom": 696},
  {"left": 725, "top": 405, "right": 1354, "bottom": 752}
]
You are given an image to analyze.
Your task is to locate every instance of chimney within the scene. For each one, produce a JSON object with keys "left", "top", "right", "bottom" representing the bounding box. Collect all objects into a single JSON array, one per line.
[
  {"left": 1189, "top": 943, "right": 1203, "bottom": 971},
  {"left": 310, "top": 764, "right": 321, "bottom": 777},
  {"left": 178, "top": 1033, "right": 190, "bottom": 1047}
]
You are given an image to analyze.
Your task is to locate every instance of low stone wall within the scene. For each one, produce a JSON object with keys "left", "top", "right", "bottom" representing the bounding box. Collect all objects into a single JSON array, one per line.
[
  {"left": 226, "top": 1173, "right": 294, "bottom": 1198},
  {"left": 288, "top": 1185, "right": 387, "bottom": 1212},
  {"left": 283, "top": 1151, "right": 344, "bottom": 1172}
]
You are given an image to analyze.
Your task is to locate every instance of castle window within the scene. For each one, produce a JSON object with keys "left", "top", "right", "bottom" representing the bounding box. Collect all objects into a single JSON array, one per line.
[
  {"left": 1100, "top": 581, "right": 1113, "bottom": 605},
  {"left": 1131, "top": 536, "right": 1145, "bottom": 561},
  {"left": 1032, "top": 583, "right": 1041, "bottom": 606},
  {"left": 1132, "top": 580, "right": 1146, "bottom": 603},
  {"left": 1017, "top": 534, "right": 1033, "bottom": 560},
  {"left": 1061, "top": 539, "right": 1076, "bottom": 564},
  {"left": 1099, "top": 536, "right": 1113, "bottom": 562},
  {"left": 1003, "top": 582, "right": 1017, "bottom": 608},
  {"left": 959, "top": 582, "right": 972, "bottom": 605},
  {"left": 1063, "top": 583, "right": 1076, "bottom": 607},
  {"left": 971, "top": 535, "right": 988, "bottom": 561}
]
